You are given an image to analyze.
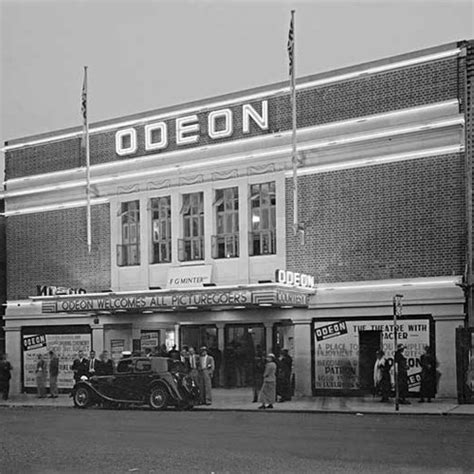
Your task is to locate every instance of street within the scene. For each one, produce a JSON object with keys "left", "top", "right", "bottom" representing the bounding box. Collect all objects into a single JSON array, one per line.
[{"left": 0, "top": 408, "right": 473, "bottom": 473}]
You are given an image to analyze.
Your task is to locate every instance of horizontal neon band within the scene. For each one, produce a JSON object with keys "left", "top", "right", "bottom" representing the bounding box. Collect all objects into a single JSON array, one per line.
[
  {"left": 2, "top": 48, "right": 461, "bottom": 152},
  {"left": 2, "top": 197, "right": 109, "bottom": 217},
  {"left": 284, "top": 145, "right": 463, "bottom": 177},
  {"left": 2, "top": 114, "right": 464, "bottom": 200},
  {"left": 317, "top": 277, "right": 461, "bottom": 291}
]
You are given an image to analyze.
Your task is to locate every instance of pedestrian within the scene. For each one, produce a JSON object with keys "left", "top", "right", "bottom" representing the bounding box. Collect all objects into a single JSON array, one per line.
[
  {"left": 395, "top": 344, "right": 410, "bottom": 404},
  {"left": 208, "top": 345, "right": 222, "bottom": 388},
  {"left": 277, "top": 349, "right": 293, "bottom": 402},
  {"left": 36, "top": 354, "right": 47, "bottom": 398},
  {"left": 419, "top": 346, "right": 438, "bottom": 403},
  {"left": 373, "top": 350, "right": 391, "bottom": 402},
  {"left": 88, "top": 350, "right": 99, "bottom": 377},
  {"left": 48, "top": 350, "right": 59, "bottom": 398},
  {"left": 198, "top": 346, "right": 215, "bottom": 405},
  {"left": 258, "top": 353, "right": 277, "bottom": 409},
  {"left": 180, "top": 346, "right": 190, "bottom": 372},
  {"left": 71, "top": 350, "right": 89, "bottom": 383},
  {"left": 96, "top": 351, "right": 114, "bottom": 376},
  {"left": 188, "top": 347, "right": 199, "bottom": 388},
  {"left": 0, "top": 353, "right": 13, "bottom": 400},
  {"left": 252, "top": 345, "right": 265, "bottom": 403},
  {"left": 168, "top": 345, "right": 180, "bottom": 360}
]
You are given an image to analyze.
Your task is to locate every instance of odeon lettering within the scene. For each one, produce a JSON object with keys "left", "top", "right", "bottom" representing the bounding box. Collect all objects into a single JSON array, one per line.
[
  {"left": 116, "top": 101, "right": 269, "bottom": 156},
  {"left": 57, "top": 291, "right": 251, "bottom": 312}
]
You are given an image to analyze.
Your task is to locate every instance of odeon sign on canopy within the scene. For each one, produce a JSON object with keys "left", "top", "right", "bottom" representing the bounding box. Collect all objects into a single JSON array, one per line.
[{"left": 115, "top": 100, "right": 269, "bottom": 156}]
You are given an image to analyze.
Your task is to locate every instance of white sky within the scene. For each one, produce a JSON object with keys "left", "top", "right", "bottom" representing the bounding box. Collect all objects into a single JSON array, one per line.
[{"left": 1, "top": 0, "right": 473, "bottom": 154}]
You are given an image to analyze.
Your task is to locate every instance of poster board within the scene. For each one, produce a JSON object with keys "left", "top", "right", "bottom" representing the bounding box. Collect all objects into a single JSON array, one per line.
[
  {"left": 23, "top": 333, "right": 91, "bottom": 389},
  {"left": 314, "top": 318, "right": 430, "bottom": 392}
]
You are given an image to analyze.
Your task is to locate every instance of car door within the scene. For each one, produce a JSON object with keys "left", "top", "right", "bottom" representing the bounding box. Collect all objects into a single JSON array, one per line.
[
  {"left": 111, "top": 358, "right": 136, "bottom": 400},
  {"left": 130, "top": 358, "right": 153, "bottom": 399}
]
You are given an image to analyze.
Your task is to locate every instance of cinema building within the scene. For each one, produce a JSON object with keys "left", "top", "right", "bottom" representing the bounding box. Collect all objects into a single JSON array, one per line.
[{"left": 3, "top": 40, "right": 473, "bottom": 399}]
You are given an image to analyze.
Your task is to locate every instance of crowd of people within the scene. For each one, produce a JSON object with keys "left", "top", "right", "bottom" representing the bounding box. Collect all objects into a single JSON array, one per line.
[{"left": 373, "top": 344, "right": 439, "bottom": 404}]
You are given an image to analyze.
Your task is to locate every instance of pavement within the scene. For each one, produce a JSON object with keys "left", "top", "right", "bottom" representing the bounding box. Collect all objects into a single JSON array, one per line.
[{"left": 1, "top": 388, "right": 474, "bottom": 415}]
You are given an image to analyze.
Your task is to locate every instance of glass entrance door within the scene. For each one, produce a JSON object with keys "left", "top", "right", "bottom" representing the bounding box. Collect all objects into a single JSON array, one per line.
[{"left": 224, "top": 324, "right": 265, "bottom": 388}]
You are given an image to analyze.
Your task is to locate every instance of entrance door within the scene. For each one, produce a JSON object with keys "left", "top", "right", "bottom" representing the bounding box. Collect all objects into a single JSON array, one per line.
[
  {"left": 359, "top": 330, "right": 382, "bottom": 392},
  {"left": 224, "top": 324, "right": 265, "bottom": 388},
  {"left": 180, "top": 326, "right": 218, "bottom": 353}
]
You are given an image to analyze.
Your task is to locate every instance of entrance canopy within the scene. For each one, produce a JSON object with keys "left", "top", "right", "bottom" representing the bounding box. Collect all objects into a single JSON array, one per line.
[{"left": 30, "top": 283, "right": 314, "bottom": 315}]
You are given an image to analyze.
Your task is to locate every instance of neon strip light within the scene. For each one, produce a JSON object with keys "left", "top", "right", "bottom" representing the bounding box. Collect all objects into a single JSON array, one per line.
[
  {"left": 284, "top": 145, "right": 463, "bottom": 177},
  {"left": 2, "top": 48, "right": 461, "bottom": 151},
  {"left": 317, "top": 277, "right": 461, "bottom": 291},
  {"left": 1, "top": 117, "right": 464, "bottom": 200},
  {"left": 3, "top": 197, "right": 109, "bottom": 217},
  {"left": 4, "top": 99, "right": 459, "bottom": 187}
]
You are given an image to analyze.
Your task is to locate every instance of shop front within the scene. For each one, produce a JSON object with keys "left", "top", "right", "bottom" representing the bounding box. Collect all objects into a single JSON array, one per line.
[{"left": 5, "top": 282, "right": 313, "bottom": 395}]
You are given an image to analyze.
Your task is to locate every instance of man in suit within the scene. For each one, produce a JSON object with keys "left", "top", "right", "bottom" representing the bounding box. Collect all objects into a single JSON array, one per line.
[
  {"left": 71, "top": 350, "right": 89, "bottom": 383},
  {"left": 198, "top": 346, "right": 215, "bottom": 405},
  {"left": 48, "top": 350, "right": 59, "bottom": 398},
  {"left": 88, "top": 350, "right": 100, "bottom": 377}
]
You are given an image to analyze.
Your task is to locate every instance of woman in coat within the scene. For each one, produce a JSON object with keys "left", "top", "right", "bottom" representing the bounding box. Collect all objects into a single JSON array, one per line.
[
  {"left": 419, "top": 346, "right": 438, "bottom": 403},
  {"left": 373, "top": 350, "right": 391, "bottom": 402},
  {"left": 35, "top": 354, "right": 47, "bottom": 398},
  {"left": 258, "top": 353, "right": 277, "bottom": 409}
]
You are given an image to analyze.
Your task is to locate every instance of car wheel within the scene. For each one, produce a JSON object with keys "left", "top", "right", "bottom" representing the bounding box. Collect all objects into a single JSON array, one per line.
[
  {"left": 73, "top": 387, "right": 92, "bottom": 408},
  {"left": 149, "top": 386, "right": 168, "bottom": 410}
]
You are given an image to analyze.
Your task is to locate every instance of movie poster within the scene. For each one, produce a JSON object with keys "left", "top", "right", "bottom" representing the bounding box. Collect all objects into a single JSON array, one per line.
[
  {"left": 314, "top": 318, "right": 430, "bottom": 392},
  {"left": 23, "top": 333, "right": 91, "bottom": 389}
]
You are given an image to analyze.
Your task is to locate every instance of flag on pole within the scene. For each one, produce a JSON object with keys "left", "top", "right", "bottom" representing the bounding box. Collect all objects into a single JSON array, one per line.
[
  {"left": 287, "top": 12, "right": 295, "bottom": 77},
  {"left": 81, "top": 67, "right": 88, "bottom": 148},
  {"left": 81, "top": 66, "right": 92, "bottom": 253}
]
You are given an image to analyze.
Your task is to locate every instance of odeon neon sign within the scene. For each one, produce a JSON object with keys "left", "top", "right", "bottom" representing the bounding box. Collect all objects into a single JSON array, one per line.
[{"left": 115, "top": 100, "right": 269, "bottom": 156}]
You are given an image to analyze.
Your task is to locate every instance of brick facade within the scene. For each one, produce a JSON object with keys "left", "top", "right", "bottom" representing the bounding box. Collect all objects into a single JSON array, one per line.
[
  {"left": 286, "top": 154, "right": 465, "bottom": 283},
  {"left": 6, "top": 58, "right": 459, "bottom": 180},
  {"left": 6, "top": 204, "right": 111, "bottom": 300}
]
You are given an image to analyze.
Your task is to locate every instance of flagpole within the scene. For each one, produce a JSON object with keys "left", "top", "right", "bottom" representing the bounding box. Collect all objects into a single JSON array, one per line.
[
  {"left": 83, "top": 66, "right": 92, "bottom": 253},
  {"left": 289, "top": 10, "right": 298, "bottom": 237}
]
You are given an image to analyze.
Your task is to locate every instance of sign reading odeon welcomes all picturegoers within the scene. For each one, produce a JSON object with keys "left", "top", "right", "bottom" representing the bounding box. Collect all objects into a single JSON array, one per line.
[{"left": 115, "top": 101, "right": 269, "bottom": 156}]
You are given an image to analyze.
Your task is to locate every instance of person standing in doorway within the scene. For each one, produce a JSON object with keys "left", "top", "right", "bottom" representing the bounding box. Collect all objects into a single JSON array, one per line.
[
  {"left": 277, "top": 349, "right": 293, "bottom": 402},
  {"left": 395, "top": 344, "right": 410, "bottom": 404},
  {"left": 373, "top": 350, "right": 391, "bottom": 402},
  {"left": 419, "top": 346, "right": 438, "bottom": 403},
  {"left": 36, "top": 354, "right": 47, "bottom": 398},
  {"left": 258, "top": 353, "right": 277, "bottom": 409},
  {"left": 48, "top": 350, "right": 59, "bottom": 398},
  {"left": 198, "top": 346, "right": 215, "bottom": 405},
  {"left": 0, "top": 353, "right": 13, "bottom": 400}
]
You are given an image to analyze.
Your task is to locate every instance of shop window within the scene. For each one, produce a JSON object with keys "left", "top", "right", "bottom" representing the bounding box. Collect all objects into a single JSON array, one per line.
[
  {"left": 117, "top": 200, "right": 140, "bottom": 266},
  {"left": 249, "top": 181, "right": 276, "bottom": 256},
  {"left": 150, "top": 196, "right": 171, "bottom": 263},
  {"left": 178, "top": 192, "right": 204, "bottom": 261},
  {"left": 212, "top": 187, "right": 239, "bottom": 258}
]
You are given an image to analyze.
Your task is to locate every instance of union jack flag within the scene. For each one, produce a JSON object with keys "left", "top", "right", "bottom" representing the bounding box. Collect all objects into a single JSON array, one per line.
[
  {"left": 81, "top": 66, "right": 88, "bottom": 147},
  {"left": 287, "top": 11, "right": 295, "bottom": 77}
]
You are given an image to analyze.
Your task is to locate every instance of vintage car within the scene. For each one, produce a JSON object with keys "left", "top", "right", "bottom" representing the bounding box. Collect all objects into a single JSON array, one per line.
[{"left": 72, "top": 357, "right": 199, "bottom": 410}]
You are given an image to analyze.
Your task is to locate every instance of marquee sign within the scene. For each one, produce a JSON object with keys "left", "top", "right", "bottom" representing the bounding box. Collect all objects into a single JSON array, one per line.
[
  {"left": 115, "top": 101, "right": 269, "bottom": 156},
  {"left": 37, "top": 285, "right": 312, "bottom": 314}
]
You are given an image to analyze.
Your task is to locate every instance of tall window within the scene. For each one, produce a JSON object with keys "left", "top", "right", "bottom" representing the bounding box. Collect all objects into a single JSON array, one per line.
[
  {"left": 249, "top": 182, "right": 276, "bottom": 255},
  {"left": 151, "top": 196, "right": 171, "bottom": 263},
  {"left": 117, "top": 200, "right": 140, "bottom": 266},
  {"left": 212, "top": 187, "right": 239, "bottom": 258},
  {"left": 178, "top": 192, "right": 204, "bottom": 261}
]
